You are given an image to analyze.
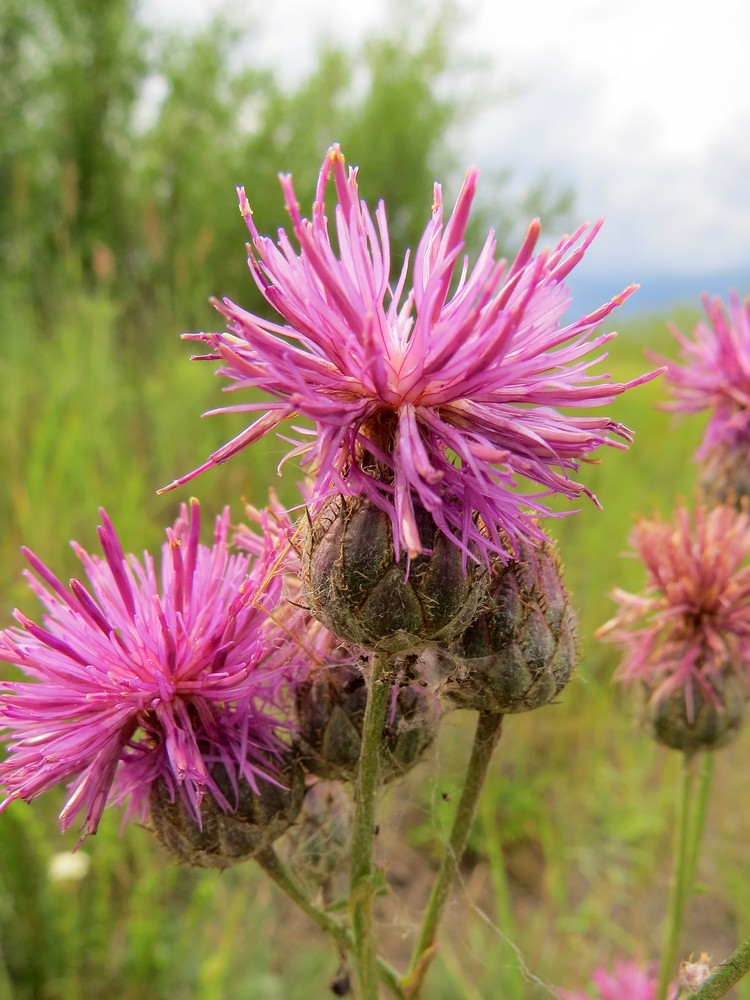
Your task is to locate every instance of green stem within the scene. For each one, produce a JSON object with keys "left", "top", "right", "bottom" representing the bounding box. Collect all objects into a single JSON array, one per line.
[
  {"left": 402, "top": 710, "right": 504, "bottom": 999},
  {"left": 256, "top": 847, "right": 405, "bottom": 999},
  {"left": 350, "top": 650, "right": 393, "bottom": 1000},
  {"left": 657, "top": 753, "right": 697, "bottom": 1000},
  {"left": 685, "top": 752, "right": 714, "bottom": 894},
  {"left": 691, "top": 935, "right": 750, "bottom": 999},
  {"left": 257, "top": 846, "right": 350, "bottom": 948}
]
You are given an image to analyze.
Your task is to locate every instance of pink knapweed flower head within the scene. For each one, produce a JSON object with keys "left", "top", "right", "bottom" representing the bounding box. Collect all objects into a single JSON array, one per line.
[
  {"left": 161, "top": 144, "right": 660, "bottom": 564},
  {"left": 558, "top": 959, "right": 659, "bottom": 1000},
  {"left": 0, "top": 500, "right": 300, "bottom": 842},
  {"left": 598, "top": 503, "right": 750, "bottom": 711},
  {"left": 662, "top": 292, "right": 750, "bottom": 458}
]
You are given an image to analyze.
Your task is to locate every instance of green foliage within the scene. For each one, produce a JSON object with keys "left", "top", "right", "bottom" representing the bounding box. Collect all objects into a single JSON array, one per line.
[
  {"left": 0, "top": 0, "right": 145, "bottom": 294},
  {"left": 1, "top": 0, "right": 572, "bottom": 335},
  {"left": 0, "top": 278, "right": 267, "bottom": 619},
  {"left": 338, "top": 8, "right": 460, "bottom": 250},
  {"left": 0, "top": 798, "right": 336, "bottom": 1000}
]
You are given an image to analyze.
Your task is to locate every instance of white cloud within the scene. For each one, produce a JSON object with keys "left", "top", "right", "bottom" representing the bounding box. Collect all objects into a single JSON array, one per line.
[
  {"left": 145, "top": 0, "right": 750, "bottom": 293},
  {"left": 466, "top": 0, "right": 750, "bottom": 281}
]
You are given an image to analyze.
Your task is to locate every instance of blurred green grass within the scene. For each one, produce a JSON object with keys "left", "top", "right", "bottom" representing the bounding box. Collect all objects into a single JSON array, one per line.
[{"left": 2, "top": 284, "right": 748, "bottom": 1000}]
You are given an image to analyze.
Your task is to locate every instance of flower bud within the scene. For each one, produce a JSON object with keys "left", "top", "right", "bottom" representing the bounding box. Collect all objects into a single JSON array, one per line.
[
  {"left": 698, "top": 443, "right": 750, "bottom": 509},
  {"left": 150, "top": 762, "right": 305, "bottom": 869},
  {"left": 698, "top": 441, "right": 750, "bottom": 510},
  {"left": 647, "top": 672, "right": 745, "bottom": 753},
  {"left": 679, "top": 952, "right": 714, "bottom": 993},
  {"left": 284, "top": 779, "right": 353, "bottom": 884},
  {"left": 295, "top": 658, "right": 439, "bottom": 782},
  {"left": 443, "top": 541, "right": 578, "bottom": 714},
  {"left": 302, "top": 495, "right": 486, "bottom": 653},
  {"left": 388, "top": 681, "right": 441, "bottom": 777}
]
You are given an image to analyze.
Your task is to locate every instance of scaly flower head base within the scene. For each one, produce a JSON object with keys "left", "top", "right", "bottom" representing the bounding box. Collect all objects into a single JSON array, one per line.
[{"left": 160, "top": 145, "right": 661, "bottom": 564}]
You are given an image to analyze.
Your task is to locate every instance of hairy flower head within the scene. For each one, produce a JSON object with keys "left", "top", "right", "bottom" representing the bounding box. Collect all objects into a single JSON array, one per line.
[
  {"left": 0, "top": 500, "right": 301, "bottom": 841},
  {"left": 598, "top": 504, "right": 750, "bottom": 711},
  {"left": 662, "top": 292, "right": 750, "bottom": 458},
  {"left": 161, "top": 145, "right": 659, "bottom": 564}
]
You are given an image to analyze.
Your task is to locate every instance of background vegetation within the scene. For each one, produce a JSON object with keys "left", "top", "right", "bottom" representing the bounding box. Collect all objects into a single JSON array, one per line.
[{"left": 1, "top": 1, "right": 746, "bottom": 998}]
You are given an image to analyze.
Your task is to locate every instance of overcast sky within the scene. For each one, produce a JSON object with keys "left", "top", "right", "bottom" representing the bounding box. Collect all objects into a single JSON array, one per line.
[{"left": 144, "top": 0, "right": 750, "bottom": 306}]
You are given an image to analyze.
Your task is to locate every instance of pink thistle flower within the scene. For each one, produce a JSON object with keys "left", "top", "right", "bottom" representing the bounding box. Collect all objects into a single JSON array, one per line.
[
  {"left": 0, "top": 500, "right": 300, "bottom": 841},
  {"left": 660, "top": 293, "right": 750, "bottom": 504},
  {"left": 558, "top": 959, "right": 660, "bottom": 1000},
  {"left": 598, "top": 504, "right": 750, "bottom": 713},
  {"left": 662, "top": 292, "right": 750, "bottom": 458},
  {"left": 160, "top": 145, "right": 660, "bottom": 563}
]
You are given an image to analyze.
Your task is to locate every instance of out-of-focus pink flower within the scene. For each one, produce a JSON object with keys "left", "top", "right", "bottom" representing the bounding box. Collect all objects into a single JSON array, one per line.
[
  {"left": 662, "top": 292, "right": 750, "bottom": 458},
  {"left": 0, "top": 500, "right": 300, "bottom": 841},
  {"left": 558, "top": 959, "right": 659, "bottom": 1000},
  {"left": 162, "top": 145, "right": 659, "bottom": 564},
  {"left": 598, "top": 504, "right": 750, "bottom": 711}
]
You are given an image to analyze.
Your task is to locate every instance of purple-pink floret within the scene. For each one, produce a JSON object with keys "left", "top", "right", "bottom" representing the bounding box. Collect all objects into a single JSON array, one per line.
[
  {"left": 558, "top": 959, "right": 659, "bottom": 1000},
  {"left": 0, "top": 500, "right": 300, "bottom": 842},
  {"left": 162, "top": 144, "right": 660, "bottom": 563},
  {"left": 662, "top": 292, "right": 750, "bottom": 457},
  {"left": 234, "top": 492, "right": 353, "bottom": 675}
]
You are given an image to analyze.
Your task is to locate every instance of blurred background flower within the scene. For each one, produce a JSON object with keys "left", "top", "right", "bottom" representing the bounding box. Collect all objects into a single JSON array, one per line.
[
  {"left": 47, "top": 850, "right": 91, "bottom": 883},
  {"left": 599, "top": 504, "right": 750, "bottom": 751},
  {"left": 660, "top": 293, "right": 750, "bottom": 505},
  {"left": 557, "top": 958, "right": 659, "bottom": 1000}
]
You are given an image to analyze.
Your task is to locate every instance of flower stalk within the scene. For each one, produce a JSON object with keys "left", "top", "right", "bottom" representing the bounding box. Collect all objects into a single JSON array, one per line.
[
  {"left": 402, "top": 711, "right": 504, "bottom": 999},
  {"left": 349, "top": 651, "right": 394, "bottom": 1000},
  {"left": 657, "top": 753, "right": 697, "bottom": 1000},
  {"left": 685, "top": 752, "right": 714, "bottom": 894},
  {"left": 257, "top": 846, "right": 351, "bottom": 950},
  {"left": 256, "top": 847, "right": 405, "bottom": 999}
]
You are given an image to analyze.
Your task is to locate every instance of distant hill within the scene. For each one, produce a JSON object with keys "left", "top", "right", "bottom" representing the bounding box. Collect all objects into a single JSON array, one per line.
[{"left": 566, "top": 268, "right": 750, "bottom": 318}]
